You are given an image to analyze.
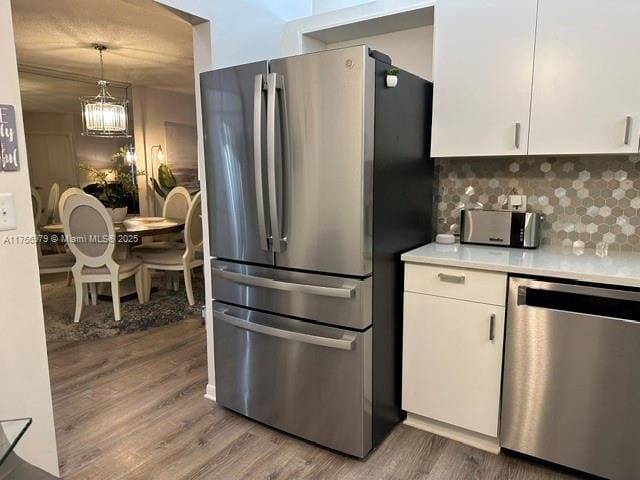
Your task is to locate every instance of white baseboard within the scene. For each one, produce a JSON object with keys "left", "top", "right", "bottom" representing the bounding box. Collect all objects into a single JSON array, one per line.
[
  {"left": 204, "top": 383, "right": 216, "bottom": 402},
  {"left": 404, "top": 413, "right": 500, "bottom": 454}
]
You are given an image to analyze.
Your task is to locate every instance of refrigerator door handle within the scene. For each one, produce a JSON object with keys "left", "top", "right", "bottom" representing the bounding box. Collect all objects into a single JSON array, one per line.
[
  {"left": 253, "top": 74, "right": 269, "bottom": 251},
  {"left": 214, "top": 266, "right": 356, "bottom": 298},
  {"left": 267, "top": 72, "right": 287, "bottom": 252},
  {"left": 214, "top": 308, "right": 356, "bottom": 350}
]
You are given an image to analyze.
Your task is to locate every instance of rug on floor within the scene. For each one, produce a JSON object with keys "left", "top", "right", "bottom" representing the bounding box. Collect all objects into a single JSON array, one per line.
[{"left": 42, "top": 273, "right": 205, "bottom": 342}]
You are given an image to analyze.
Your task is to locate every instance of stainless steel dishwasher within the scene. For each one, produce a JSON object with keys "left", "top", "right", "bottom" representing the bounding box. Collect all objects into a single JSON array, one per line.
[{"left": 501, "top": 277, "right": 640, "bottom": 480}]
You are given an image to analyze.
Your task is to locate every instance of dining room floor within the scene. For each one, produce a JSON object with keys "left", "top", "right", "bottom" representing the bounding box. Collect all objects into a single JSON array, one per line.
[
  {"left": 40, "top": 271, "right": 204, "bottom": 342},
  {"left": 47, "top": 318, "right": 588, "bottom": 480}
]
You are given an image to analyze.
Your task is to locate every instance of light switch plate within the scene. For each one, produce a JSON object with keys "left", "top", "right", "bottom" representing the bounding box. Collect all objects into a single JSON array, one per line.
[{"left": 0, "top": 193, "right": 17, "bottom": 231}]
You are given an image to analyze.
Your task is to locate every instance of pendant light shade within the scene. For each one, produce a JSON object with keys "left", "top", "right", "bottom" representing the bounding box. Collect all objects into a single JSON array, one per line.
[{"left": 80, "top": 45, "right": 130, "bottom": 137}]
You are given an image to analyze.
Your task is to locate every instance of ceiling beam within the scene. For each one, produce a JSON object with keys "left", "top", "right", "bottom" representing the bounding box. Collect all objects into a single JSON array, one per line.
[{"left": 17, "top": 63, "right": 131, "bottom": 89}]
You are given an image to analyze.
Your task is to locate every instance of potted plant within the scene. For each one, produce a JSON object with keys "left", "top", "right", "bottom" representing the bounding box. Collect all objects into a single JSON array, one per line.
[
  {"left": 386, "top": 67, "right": 399, "bottom": 88},
  {"left": 79, "top": 146, "right": 144, "bottom": 223}
]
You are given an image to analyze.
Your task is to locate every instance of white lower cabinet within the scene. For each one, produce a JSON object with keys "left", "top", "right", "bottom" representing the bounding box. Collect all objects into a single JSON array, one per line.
[{"left": 402, "top": 264, "right": 507, "bottom": 451}]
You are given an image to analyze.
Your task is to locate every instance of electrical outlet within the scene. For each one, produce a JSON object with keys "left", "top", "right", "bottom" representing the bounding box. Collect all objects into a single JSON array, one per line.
[
  {"left": 0, "top": 193, "right": 17, "bottom": 231},
  {"left": 508, "top": 194, "right": 528, "bottom": 212}
]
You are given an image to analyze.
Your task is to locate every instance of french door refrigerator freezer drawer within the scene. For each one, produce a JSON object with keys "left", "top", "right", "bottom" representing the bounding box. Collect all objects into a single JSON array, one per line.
[
  {"left": 213, "top": 302, "right": 372, "bottom": 458},
  {"left": 212, "top": 260, "right": 372, "bottom": 330}
]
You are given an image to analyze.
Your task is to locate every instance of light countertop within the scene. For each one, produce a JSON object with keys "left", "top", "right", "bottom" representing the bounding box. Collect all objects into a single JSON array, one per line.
[{"left": 401, "top": 242, "right": 640, "bottom": 288}]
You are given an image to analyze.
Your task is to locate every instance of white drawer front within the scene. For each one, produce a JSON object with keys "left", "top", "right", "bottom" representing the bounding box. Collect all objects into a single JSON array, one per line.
[{"left": 404, "top": 263, "right": 507, "bottom": 306}]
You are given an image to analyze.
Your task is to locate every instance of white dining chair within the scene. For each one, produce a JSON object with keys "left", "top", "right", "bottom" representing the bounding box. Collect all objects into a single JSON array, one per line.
[
  {"left": 136, "top": 192, "right": 203, "bottom": 306},
  {"left": 133, "top": 186, "right": 191, "bottom": 255},
  {"left": 46, "top": 183, "right": 60, "bottom": 224},
  {"left": 57, "top": 187, "right": 85, "bottom": 223},
  {"left": 163, "top": 186, "right": 191, "bottom": 220},
  {"left": 55, "top": 188, "right": 86, "bottom": 284},
  {"left": 32, "top": 187, "right": 76, "bottom": 277},
  {"left": 63, "top": 194, "right": 145, "bottom": 322},
  {"left": 31, "top": 188, "right": 42, "bottom": 229},
  {"left": 38, "top": 251, "right": 76, "bottom": 277}
]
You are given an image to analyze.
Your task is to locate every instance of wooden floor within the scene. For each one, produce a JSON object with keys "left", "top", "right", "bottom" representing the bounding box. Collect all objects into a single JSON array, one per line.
[{"left": 47, "top": 318, "right": 587, "bottom": 480}]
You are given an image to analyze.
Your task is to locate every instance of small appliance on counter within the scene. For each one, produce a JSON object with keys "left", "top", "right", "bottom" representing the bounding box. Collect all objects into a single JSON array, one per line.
[{"left": 460, "top": 209, "right": 541, "bottom": 248}]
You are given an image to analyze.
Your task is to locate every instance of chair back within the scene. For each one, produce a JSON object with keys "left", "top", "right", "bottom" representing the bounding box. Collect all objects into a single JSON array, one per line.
[
  {"left": 163, "top": 186, "right": 191, "bottom": 220},
  {"left": 46, "top": 183, "right": 60, "bottom": 223},
  {"left": 63, "top": 194, "right": 116, "bottom": 269},
  {"left": 184, "top": 192, "right": 203, "bottom": 258},
  {"left": 31, "top": 188, "right": 42, "bottom": 227},
  {"left": 58, "top": 187, "right": 85, "bottom": 223}
]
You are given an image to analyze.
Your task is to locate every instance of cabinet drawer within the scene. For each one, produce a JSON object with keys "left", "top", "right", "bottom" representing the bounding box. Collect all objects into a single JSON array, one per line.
[
  {"left": 213, "top": 301, "right": 371, "bottom": 457},
  {"left": 404, "top": 263, "right": 507, "bottom": 306}
]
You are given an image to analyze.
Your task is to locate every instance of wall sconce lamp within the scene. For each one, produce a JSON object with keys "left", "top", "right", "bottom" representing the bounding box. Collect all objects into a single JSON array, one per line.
[
  {"left": 150, "top": 144, "right": 165, "bottom": 216},
  {"left": 125, "top": 145, "right": 136, "bottom": 165}
]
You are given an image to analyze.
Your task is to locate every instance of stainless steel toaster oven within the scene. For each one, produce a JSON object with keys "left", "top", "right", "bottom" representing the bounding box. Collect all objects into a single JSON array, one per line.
[{"left": 460, "top": 209, "right": 541, "bottom": 248}]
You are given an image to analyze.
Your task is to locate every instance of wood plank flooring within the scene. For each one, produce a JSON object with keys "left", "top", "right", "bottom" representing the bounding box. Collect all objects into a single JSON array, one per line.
[{"left": 47, "top": 318, "right": 587, "bottom": 480}]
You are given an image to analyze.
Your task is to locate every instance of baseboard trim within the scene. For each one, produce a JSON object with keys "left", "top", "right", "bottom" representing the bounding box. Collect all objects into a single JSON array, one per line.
[
  {"left": 204, "top": 384, "right": 216, "bottom": 402},
  {"left": 404, "top": 413, "right": 500, "bottom": 454}
]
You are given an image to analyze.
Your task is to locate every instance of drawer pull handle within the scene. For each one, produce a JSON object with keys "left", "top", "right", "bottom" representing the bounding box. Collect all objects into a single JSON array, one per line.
[
  {"left": 214, "top": 309, "right": 356, "bottom": 350},
  {"left": 437, "top": 273, "right": 466, "bottom": 284},
  {"left": 489, "top": 313, "right": 496, "bottom": 342},
  {"left": 214, "top": 267, "right": 355, "bottom": 298}
]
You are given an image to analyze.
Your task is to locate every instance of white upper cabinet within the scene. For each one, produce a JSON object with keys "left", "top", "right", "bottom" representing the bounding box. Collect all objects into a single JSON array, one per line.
[
  {"left": 528, "top": 0, "right": 640, "bottom": 155},
  {"left": 431, "top": 0, "right": 538, "bottom": 157}
]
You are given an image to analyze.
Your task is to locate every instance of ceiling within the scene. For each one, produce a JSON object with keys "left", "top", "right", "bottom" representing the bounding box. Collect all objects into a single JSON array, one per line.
[{"left": 11, "top": 0, "right": 195, "bottom": 112}]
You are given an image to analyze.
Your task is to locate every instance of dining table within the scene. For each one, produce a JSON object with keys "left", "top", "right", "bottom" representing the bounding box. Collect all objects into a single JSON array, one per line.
[
  {"left": 40, "top": 216, "right": 186, "bottom": 239},
  {"left": 40, "top": 216, "right": 186, "bottom": 300}
]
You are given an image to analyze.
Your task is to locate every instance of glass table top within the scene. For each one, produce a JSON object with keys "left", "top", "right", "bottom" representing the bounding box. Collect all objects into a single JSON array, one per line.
[{"left": 0, "top": 418, "right": 32, "bottom": 466}]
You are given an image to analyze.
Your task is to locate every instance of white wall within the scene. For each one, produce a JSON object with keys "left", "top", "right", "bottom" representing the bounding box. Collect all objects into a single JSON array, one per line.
[
  {"left": 190, "top": 20, "right": 216, "bottom": 400},
  {"left": 0, "top": 0, "right": 59, "bottom": 475},
  {"left": 328, "top": 25, "right": 433, "bottom": 80},
  {"left": 313, "top": 0, "right": 374, "bottom": 15},
  {"left": 282, "top": 0, "right": 436, "bottom": 55},
  {"left": 131, "top": 86, "right": 197, "bottom": 216},
  {"left": 23, "top": 111, "right": 125, "bottom": 186},
  {"left": 156, "top": 0, "right": 310, "bottom": 69}
]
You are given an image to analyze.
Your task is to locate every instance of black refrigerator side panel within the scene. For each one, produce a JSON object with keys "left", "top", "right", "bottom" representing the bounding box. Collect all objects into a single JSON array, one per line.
[{"left": 371, "top": 61, "right": 435, "bottom": 447}]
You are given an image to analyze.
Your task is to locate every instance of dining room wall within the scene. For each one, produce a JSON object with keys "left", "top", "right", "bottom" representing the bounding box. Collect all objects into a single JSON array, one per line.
[
  {"left": 0, "top": 0, "right": 59, "bottom": 474},
  {"left": 131, "top": 85, "right": 198, "bottom": 216},
  {"left": 22, "top": 111, "right": 126, "bottom": 187}
]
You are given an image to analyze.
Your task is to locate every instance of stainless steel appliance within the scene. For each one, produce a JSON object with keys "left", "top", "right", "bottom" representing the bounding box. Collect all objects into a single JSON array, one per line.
[
  {"left": 200, "top": 46, "right": 434, "bottom": 457},
  {"left": 501, "top": 277, "right": 640, "bottom": 480},
  {"left": 460, "top": 209, "right": 541, "bottom": 248}
]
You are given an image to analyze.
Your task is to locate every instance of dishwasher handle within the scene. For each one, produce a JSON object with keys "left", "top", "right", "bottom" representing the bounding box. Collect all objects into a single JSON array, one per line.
[
  {"left": 514, "top": 278, "right": 640, "bottom": 323},
  {"left": 517, "top": 281, "right": 640, "bottom": 304}
]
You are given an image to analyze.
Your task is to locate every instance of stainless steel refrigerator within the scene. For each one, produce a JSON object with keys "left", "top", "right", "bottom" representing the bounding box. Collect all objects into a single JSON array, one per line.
[{"left": 201, "top": 45, "right": 434, "bottom": 457}]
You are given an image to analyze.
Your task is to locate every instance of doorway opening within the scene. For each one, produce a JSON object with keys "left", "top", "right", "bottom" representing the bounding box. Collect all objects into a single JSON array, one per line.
[{"left": 10, "top": 0, "right": 207, "bottom": 476}]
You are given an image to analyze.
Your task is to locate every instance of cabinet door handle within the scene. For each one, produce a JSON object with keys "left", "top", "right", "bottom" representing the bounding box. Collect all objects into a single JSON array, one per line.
[
  {"left": 624, "top": 116, "right": 632, "bottom": 145},
  {"left": 489, "top": 313, "right": 496, "bottom": 342},
  {"left": 514, "top": 122, "right": 521, "bottom": 149},
  {"left": 437, "top": 273, "right": 466, "bottom": 284}
]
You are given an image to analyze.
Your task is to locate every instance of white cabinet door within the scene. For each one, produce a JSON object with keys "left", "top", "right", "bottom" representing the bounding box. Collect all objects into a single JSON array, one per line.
[
  {"left": 431, "top": 0, "right": 537, "bottom": 157},
  {"left": 402, "top": 292, "right": 505, "bottom": 437},
  {"left": 529, "top": 0, "right": 640, "bottom": 155}
]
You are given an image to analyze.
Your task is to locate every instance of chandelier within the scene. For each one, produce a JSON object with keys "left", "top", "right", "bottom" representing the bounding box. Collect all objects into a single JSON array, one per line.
[{"left": 80, "top": 44, "right": 130, "bottom": 137}]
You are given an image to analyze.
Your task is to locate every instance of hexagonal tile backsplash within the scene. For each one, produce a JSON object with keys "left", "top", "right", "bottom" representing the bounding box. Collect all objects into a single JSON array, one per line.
[{"left": 436, "top": 155, "right": 640, "bottom": 251}]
